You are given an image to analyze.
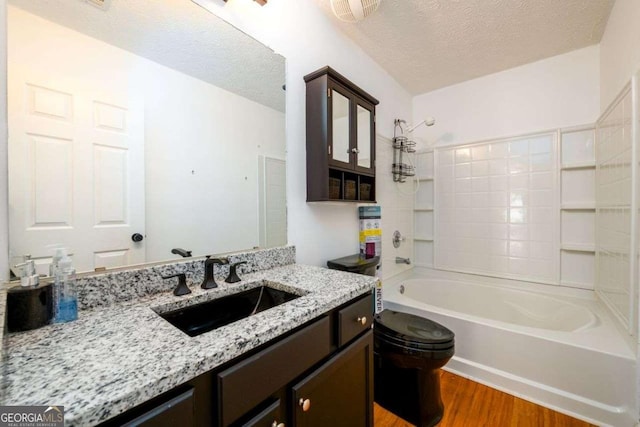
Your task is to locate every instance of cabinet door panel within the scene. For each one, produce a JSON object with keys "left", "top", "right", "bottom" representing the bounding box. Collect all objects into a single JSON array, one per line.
[
  {"left": 354, "top": 98, "right": 375, "bottom": 175},
  {"left": 356, "top": 105, "right": 372, "bottom": 169},
  {"left": 237, "top": 399, "right": 282, "bottom": 427},
  {"left": 330, "top": 86, "right": 352, "bottom": 167},
  {"left": 292, "top": 331, "right": 373, "bottom": 427},
  {"left": 218, "top": 316, "right": 331, "bottom": 426}
]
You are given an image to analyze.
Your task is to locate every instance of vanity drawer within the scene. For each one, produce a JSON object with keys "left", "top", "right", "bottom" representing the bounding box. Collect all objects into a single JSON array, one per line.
[
  {"left": 217, "top": 316, "right": 331, "bottom": 426},
  {"left": 337, "top": 293, "right": 373, "bottom": 346},
  {"left": 121, "top": 387, "right": 194, "bottom": 427}
]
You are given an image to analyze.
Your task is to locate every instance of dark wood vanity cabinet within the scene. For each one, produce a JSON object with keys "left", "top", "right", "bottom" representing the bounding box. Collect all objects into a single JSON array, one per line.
[
  {"left": 305, "top": 67, "right": 379, "bottom": 203},
  {"left": 101, "top": 292, "right": 374, "bottom": 427},
  {"left": 292, "top": 332, "right": 373, "bottom": 427}
]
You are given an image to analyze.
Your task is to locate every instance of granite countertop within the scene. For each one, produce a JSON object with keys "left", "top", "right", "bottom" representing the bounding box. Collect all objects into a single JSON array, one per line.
[{"left": 0, "top": 264, "right": 376, "bottom": 426}]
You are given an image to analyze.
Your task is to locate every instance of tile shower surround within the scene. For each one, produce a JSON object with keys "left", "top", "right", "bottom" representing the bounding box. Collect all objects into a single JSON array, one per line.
[
  {"left": 435, "top": 133, "right": 558, "bottom": 283},
  {"left": 596, "top": 85, "right": 636, "bottom": 332}
]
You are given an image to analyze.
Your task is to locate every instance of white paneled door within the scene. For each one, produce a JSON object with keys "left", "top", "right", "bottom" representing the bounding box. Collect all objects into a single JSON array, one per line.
[{"left": 8, "top": 69, "right": 145, "bottom": 275}]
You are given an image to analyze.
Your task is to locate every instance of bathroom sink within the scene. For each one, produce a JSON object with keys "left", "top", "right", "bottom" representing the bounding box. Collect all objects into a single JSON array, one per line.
[{"left": 159, "top": 286, "right": 300, "bottom": 337}]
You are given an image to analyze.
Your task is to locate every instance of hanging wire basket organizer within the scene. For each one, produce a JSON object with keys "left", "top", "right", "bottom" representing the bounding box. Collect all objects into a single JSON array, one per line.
[
  {"left": 392, "top": 136, "right": 417, "bottom": 153},
  {"left": 392, "top": 163, "right": 415, "bottom": 176}
]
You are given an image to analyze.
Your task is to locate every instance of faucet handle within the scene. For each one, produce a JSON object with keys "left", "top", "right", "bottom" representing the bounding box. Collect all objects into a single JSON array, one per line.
[
  {"left": 225, "top": 261, "right": 247, "bottom": 284},
  {"left": 163, "top": 273, "right": 192, "bottom": 296}
]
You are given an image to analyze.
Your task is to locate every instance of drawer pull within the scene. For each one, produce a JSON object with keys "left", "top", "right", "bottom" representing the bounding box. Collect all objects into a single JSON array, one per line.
[
  {"left": 357, "top": 316, "right": 367, "bottom": 325},
  {"left": 299, "top": 398, "right": 311, "bottom": 412},
  {"left": 272, "top": 422, "right": 285, "bottom": 427}
]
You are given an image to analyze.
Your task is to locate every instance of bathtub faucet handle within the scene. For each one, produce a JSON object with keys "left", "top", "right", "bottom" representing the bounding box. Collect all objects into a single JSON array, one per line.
[{"left": 392, "top": 230, "right": 406, "bottom": 248}]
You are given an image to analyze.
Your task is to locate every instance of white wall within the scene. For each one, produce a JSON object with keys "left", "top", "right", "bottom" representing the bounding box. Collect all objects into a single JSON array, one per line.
[
  {"left": 599, "top": 0, "right": 640, "bottom": 111},
  {"left": 8, "top": 7, "right": 285, "bottom": 265},
  {"left": 142, "top": 57, "right": 285, "bottom": 261},
  {"left": 194, "top": 0, "right": 414, "bottom": 278},
  {"left": 0, "top": 0, "right": 6, "bottom": 281},
  {"left": 412, "top": 45, "right": 600, "bottom": 149}
]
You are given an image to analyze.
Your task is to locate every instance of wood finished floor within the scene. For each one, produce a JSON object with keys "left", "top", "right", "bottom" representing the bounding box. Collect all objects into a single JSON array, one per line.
[{"left": 374, "top": 371, "right": 594, "bottom": 427}]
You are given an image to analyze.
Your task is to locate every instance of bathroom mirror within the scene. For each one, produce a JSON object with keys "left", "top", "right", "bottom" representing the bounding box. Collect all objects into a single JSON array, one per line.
[{"left": 6, "top": 0, "right": 286, "bottom": 278}]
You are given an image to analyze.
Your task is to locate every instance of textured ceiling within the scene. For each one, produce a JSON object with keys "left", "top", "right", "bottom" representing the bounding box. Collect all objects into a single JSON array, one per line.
[
  {"left": 315, "top": 0, "right": 614, "bottom": 95},
  {"left": 8, "top": 0, "right": 285, "bottom": 112}
]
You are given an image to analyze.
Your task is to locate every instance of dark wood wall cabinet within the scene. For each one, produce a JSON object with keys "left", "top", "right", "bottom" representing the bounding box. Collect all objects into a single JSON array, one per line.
[
  {"left": 305, "top": 66, "right": 379, "bottom": 202},
  {"left": 100, "top": 292, "right": 374, "bottom": 427}
]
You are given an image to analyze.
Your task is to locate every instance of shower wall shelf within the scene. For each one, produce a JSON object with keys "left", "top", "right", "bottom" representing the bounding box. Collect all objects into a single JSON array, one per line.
[
  {"left": 560, "top": 161, "right": 596, "bottom": 170},
  {"left": 559, "top": 125, "right": 597, "bottom": 290},
  {"left": 561, "top": 243, "right": 596, "bottom": 253},
  {"left": 413, "top": 150, "right": 435, "bottom": 268},
  {"left": 561, "top": 203, "right": 596, "bottom": 210}
]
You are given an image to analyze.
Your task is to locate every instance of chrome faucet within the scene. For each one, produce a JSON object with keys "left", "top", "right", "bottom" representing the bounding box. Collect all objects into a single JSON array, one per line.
[{"left": 395, "top": 257, "right": 411, "bottom": 265}]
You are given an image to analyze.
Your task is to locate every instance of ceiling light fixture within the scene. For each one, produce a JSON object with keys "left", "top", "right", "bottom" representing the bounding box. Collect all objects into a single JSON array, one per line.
[{"left": 330, "top": 0, "right": 381, "bottom": 23}]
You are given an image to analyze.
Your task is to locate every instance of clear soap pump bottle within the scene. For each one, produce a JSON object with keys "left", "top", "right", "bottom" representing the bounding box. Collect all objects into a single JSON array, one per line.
[{"left": 55, "top": 253, "right": 78, "bottom": 323}]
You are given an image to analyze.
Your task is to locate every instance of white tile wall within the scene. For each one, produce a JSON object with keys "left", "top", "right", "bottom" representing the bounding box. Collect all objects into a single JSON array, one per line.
[
  {"left": 561, "top": 210, "right": 595, "bottom": 248},
  {"left": 414, "top": 240, "right": 434, "bottom": 268},
  {"left": 415, "top": 180, "right": 434, "bottom": 209},
  {"left": 416, "top": 151, "right": 434, "bottom": 178},
  {"left": 435, "top": 133, "right": 558, "bottom": 283},
  {"left": 414, "top": 211, "right": 433, "bottom": 239},
  {"left": 561, "top": 129, "right": 596, "bottom": 166},
  {"left": 561, "top": 251, "right": 596, "bottom": 287},
  {"left": 561, "top": 169, "right": 596, "bottom": 206},
  {"left": 595, "top": 85, "right": 635, "bottom": 330},
  {"left": 376, "top": 135, "right": 414, "bottom": 279}
]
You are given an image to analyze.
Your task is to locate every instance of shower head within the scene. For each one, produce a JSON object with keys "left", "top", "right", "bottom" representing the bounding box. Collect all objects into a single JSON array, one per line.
[{"left": 406, "top": 116, "right": 436, "bottom": 133}]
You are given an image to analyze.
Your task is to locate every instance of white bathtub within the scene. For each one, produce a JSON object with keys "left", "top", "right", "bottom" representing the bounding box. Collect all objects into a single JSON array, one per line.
[{"left": 383, "top": 268, "right": 637, "bottom": 427}]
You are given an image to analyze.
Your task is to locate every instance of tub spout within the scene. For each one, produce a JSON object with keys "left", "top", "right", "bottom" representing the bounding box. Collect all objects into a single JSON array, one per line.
[{"left": 396, "top": 257, "right": 411, "bottom": 265}]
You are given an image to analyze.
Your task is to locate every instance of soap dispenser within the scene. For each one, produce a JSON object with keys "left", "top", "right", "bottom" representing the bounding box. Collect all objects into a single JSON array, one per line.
[
  {"left": 49, "top": 247, "right": 66, "bottom": 278},
  {"left": 7, "top": 256, "right": 54, "bottom": 332},
  {"left": 16, "top": 256, "right": 39, "bottom": 287},
  {"left": 54, "top": 253, "right": 78, "bottom": 323}
]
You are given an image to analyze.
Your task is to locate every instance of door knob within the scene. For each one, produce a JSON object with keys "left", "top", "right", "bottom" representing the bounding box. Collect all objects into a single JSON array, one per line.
[
  {"left": 131, "top": 233, "right": 144, "bottom": 242},
  {"left": 351, "top": 148, "right": 360, "bottom": 154},
  {"left": 299, "top": 398, "right": 311, "bottom": 412}
]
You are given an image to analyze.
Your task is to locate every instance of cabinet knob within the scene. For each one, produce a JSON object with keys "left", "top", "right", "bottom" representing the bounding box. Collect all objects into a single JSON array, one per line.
[
  {"left": 357, "top": 316, "right": 367, "bottom": 325},
  {"left": 299, "top": 398, "right": 311, "bottom": 412},
  {"left": 272, "top": 422, "right": 285, "bottom": 427},
  {"left": 351, "top": 148, "right": 360, "bottom": 154}
]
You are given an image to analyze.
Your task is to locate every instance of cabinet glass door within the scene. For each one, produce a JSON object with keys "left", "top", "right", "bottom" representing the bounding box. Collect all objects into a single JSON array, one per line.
[
  {"left": 331, "top": 89, "right": 351, "bottom": 165},
  {"left": 356, "top": 104, "right": 373, "bottom": 170}
]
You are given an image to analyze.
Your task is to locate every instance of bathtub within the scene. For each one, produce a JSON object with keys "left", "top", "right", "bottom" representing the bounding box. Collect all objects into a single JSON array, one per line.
[{"left": 383, "top": 268, "right": 637, "bottom": 427}]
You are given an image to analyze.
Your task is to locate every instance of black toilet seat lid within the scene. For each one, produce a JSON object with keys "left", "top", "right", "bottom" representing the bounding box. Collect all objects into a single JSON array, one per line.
[{"left": 374, "top": 310, "right": 454, "bottom": 345}]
